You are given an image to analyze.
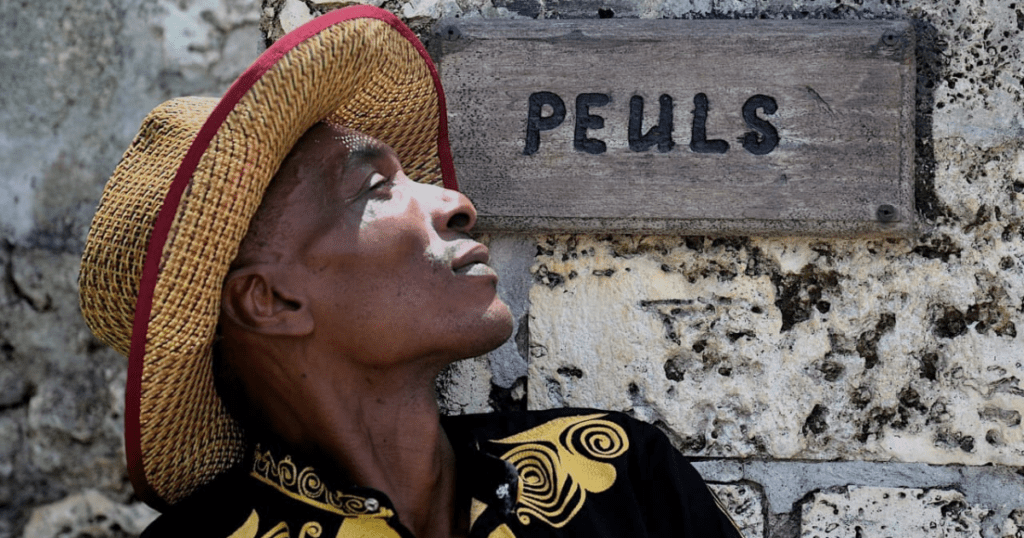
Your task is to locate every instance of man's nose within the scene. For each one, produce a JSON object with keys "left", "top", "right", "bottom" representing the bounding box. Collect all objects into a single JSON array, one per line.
[{"left": 429, "top": 184, "right": 478, "bottom": 233}]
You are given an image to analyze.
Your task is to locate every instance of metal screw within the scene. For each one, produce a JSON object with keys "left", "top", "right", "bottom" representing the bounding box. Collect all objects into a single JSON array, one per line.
[
  {"left": 365, "top": 498, "right": 380, "bottom": 512},
  {"left": 876, "top": 204, "right": 899, "bottom": 223},
  {"left": 443, "top": 25, "right": 461, "bottom": 41},
  {"left": 882, "top": 31, "right": 900, "bottom": 47}
]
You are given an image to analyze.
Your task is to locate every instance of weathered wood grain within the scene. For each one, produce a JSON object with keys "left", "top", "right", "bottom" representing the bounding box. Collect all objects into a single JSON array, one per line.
[{"left": 431, "top": 19, "right": 916, "bottom": 236}]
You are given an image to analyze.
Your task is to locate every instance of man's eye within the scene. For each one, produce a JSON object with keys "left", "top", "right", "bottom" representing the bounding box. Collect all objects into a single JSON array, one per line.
[{"left": 367, "top": 173, "right": 390, "bottom": 190}]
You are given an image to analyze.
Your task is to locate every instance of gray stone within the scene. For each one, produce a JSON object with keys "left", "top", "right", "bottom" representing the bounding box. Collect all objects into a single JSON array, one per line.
[
  {"left": 484, "top": 235, "right": 535, "bottom": 389},
  {"left": 0, "top": 369, "right": 29, "bottom": 409},
  {"left": 28, "top": 374, "right": 107, "bottom": 445},
  {"left": 0, "top": 414, "right": 22, "bottom": 479}
]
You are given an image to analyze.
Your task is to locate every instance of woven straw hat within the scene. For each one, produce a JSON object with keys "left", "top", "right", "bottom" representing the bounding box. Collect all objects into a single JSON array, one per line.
[{"left": 79, "top": 6, "right": 456, "bottom": 509}]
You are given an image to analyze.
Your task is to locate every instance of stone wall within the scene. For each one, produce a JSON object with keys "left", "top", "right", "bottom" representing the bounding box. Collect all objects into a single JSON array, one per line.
[
  {"left": 0, "top": 0, "right": 262, "bottom": 535},
  {"left": 1, "top": 0, "right": 1022, "bottom": 537}
]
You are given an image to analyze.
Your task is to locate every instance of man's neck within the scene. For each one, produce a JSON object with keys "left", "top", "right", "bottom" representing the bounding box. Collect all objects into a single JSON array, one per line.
[{"left": 239, "top": 349, "right": 465, "bottom": 538}]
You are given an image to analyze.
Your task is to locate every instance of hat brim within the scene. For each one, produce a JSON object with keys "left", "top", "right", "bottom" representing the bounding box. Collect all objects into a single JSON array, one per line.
[{"left": 117, "top": 7, "right": 456, "bottom": 508}]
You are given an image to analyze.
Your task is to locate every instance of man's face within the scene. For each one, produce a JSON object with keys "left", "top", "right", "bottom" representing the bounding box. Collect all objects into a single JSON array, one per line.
[{"left": 268, "top": 123, "right": 513, "bottom": 368}]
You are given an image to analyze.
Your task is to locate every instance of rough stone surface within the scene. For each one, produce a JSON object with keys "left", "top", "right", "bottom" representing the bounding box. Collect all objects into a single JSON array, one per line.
[
  {"left": 800, "top": 486, "right": 990, "bottom": 538},
  {"left": 1002, "top": 509, "right": 1024, "bottom": 538},
  {"left": 529, "top": 235, "right": 1024, "bottom": 466},
  {"left": 693, "top": 458, "right": 1024, "bottom": 536},
  {"left": 437, "top": 356, "right": 494, "bottom": 415},
  {"left": 20, "top": 490, "right": 158, "bottom": 538},
  {"left": 709, "top": 482, "right": 766, "bottom": 538},
  {"left": 0, "top": 1, "right": 260, "bottom": 535},
  {"left": 279, "top": 0, "right": 315, "bottom": 32}
]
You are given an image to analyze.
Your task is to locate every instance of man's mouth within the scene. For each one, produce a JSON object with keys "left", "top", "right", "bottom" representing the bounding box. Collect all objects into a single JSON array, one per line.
[
  {"left": 454, "top": 262, "right": 497, "bottom": 277},
  {"left": 451, "top": 244, "right": 497, "bottom": 278}
]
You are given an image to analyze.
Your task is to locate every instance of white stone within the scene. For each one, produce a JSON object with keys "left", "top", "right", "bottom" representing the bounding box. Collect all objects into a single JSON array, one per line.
[
  {"left": 20, "top": 490, "right": 158, "bottom": 538},
  {"left": 437, "top": 356, "right": 493, "bottom": 415},
  {"left": 401, "top": 0, "right": 462, "bottom": 20},
  {"left": 800, "top": 486, "right": 990, "bottom": 537},
  {"left": 1000, "top": 509, "right": 1024, "bottom": 538},
  {"left": 280, "top": 0, "right": 315, "bottom": 33},
  {"left": 309, "top": 0, "right": 384, "bottom": 6},
  {"left": 528, "top": 234, "right": 1024, "bottom": 465},
  {"left": 154, "top": 0, "right": 260, "bottom": 81},
  {"left": 709, "top": 483, "right": 765, "bottom": 538}
]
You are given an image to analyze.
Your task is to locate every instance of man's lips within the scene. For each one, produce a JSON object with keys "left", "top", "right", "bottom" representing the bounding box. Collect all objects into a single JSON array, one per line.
[{"left": 452, "top": 243, "right": 497, "bottom": 278}]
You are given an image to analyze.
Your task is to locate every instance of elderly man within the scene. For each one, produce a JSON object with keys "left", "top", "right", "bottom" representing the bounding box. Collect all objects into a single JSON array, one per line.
[{"left": 79, "top": 6, "right": 742, "bottom": 538}]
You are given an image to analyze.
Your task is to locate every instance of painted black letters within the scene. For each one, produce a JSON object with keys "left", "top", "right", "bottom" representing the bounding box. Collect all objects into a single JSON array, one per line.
[
  {"left": 574, "top": 93, "right": 610, "bottom": 155},
  {"left": 523, "top": 91, "right": 567, "bottom": 155},
  {"left": 524, "top": 91, "right": 779, "bottom": 156},
  {"left": 628, "top": 95, "right": 675, "bottom": 153},
  {"left": 689, "top": 93, "right": 729, "bottom": 154},
  {"left": 740, "top": 94, "right": 779, "bottom": 155}
]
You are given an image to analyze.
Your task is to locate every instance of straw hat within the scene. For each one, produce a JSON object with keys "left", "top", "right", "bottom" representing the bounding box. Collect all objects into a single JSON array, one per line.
[{"left": 79, "top": 6, "right": 456, "bottom": 509}]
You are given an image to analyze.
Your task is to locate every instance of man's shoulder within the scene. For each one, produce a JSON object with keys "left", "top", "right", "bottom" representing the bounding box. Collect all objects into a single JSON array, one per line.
[
  {"left": 442, "top": 406, "right": 664, "bottom": 443},
  {"left": 444, "top": 408, "right": 744, "bottom": 538}
]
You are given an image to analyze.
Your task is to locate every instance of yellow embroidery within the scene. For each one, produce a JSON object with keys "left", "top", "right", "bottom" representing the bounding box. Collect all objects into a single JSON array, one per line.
[
  {"left": 335, "top": 518, "right": 402, "bottom": 538},
  {"left": 252, "top": 445, "right": 394, "bottom": 518},
  {"left": 227, "top": 510, "right": 260, "bottom": 538},
  {"left": 492, "top": 413, "right": 628, "bottom": 528},
  {"left": 299, "top": 522, "right": 324, "bottom": 538},
  {"left": 469, "top": 498, "right": 488, "bottom": 529},
  {"left": 261, "top": 522, "right": 290, "bottom": 538},
  {"left": 224, "top": 510, "right": 326, "bottom": 538},
  {"left": 487, "top": 524, "right": 516, "bottom": 538}
]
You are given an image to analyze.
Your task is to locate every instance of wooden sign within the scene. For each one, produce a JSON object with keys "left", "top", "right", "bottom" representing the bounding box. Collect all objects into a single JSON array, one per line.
[{"left": 431, "top": 19, "right": 916, "bottom": 236}]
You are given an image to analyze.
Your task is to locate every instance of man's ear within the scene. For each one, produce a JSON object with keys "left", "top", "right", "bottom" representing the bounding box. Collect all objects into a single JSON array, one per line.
[{"left": 221, "top": 266, "right": 314, "bottom": 336}]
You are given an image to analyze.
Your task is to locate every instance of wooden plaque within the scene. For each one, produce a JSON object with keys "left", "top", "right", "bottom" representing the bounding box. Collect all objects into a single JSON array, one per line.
[{"left": 431, "top": 19, "right": 916, "bottom": 236}]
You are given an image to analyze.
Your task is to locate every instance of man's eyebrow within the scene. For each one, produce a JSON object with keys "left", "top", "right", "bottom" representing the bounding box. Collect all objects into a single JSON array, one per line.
[{"left": 347, "top": 144, "right": 386, "bottom": 163}]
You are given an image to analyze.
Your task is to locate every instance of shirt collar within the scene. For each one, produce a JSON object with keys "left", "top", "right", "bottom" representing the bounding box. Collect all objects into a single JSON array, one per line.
[{"left": 244, "top": 419, "right": 520, "bottom": 519}]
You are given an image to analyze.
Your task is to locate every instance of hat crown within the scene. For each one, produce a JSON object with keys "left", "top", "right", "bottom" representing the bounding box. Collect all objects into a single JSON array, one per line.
[{"left": 80, "top": 97, "right": 219, "bottom": 356}]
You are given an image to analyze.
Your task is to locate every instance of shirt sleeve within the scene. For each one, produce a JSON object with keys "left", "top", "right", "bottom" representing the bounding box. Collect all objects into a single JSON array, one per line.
[{"left": 629, "top": 419, "right": 745, "bottom": 538}]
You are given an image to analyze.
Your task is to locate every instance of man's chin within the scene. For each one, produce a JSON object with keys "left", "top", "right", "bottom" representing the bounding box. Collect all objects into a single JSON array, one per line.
[{"left": 455, "top": 301, "right": 516, "bottom": 360}]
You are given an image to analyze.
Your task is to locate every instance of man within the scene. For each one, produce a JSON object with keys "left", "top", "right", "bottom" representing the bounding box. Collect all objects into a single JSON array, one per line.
[{"left": 79, "top": 6, "right": 742, "bottom": 538}]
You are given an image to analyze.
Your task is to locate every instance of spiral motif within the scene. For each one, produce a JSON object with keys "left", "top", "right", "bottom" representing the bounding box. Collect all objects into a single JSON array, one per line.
[
  {"left": 250, "top": 446, "right": 392, "bottom": 517},
  {"left": 492, "top": 413, "right": 630, "bottom": 529},
  {"left": 325, "top": 490, "right": 347, "bottom": 510},
  {"left": 297, "top": 467, "right": 325, "bottom": 499},
  {"left": 342, "top": 497, "right": 370, "bottom": 514},
  {"left": 503, "top": 443, "right": 560, "bottom": 504},
  {"left": 299, "top": 522, "right": 323, "bottom": 538},
  {"left": 276, "top": 458, "right": 298, "bottom": 488},
  {"left": 563, "top": 419, "right": 627, "bottom": 460},
  {"left": 253, "top": 450, "right": 271, "bottom": 475}
]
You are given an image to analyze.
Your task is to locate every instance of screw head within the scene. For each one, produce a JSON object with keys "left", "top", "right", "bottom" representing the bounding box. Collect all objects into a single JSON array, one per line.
[
  {"left": 442, "top": 25, "right": 461, "bottom": 41},
  {"left": 876, "top": 204, "right": 900, "bottom": 223}
]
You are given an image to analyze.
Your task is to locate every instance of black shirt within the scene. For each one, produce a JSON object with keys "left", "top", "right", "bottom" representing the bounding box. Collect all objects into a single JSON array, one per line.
[{"left": 142, "top": 408, "right": 743, "bottom": 538}]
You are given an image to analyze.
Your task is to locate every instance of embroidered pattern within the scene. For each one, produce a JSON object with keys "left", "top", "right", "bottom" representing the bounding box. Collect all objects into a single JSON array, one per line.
[
  {"left": 251, "top": 445, "right": 393, "bottom": 518},
  {"left": 224, "top": 510, "right": 325, "bottom": 538},
  {"left": 491, "top": 414, "right": 628, "bottom": 528}
]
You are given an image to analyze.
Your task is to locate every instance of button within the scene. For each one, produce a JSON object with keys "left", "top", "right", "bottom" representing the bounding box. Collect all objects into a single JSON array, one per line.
[
  {"left": 496, "top": 484, "right": 510, "bottom": 499},
  {"left": 365, "top": 498, "right": 380, "bottom": 512}
]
